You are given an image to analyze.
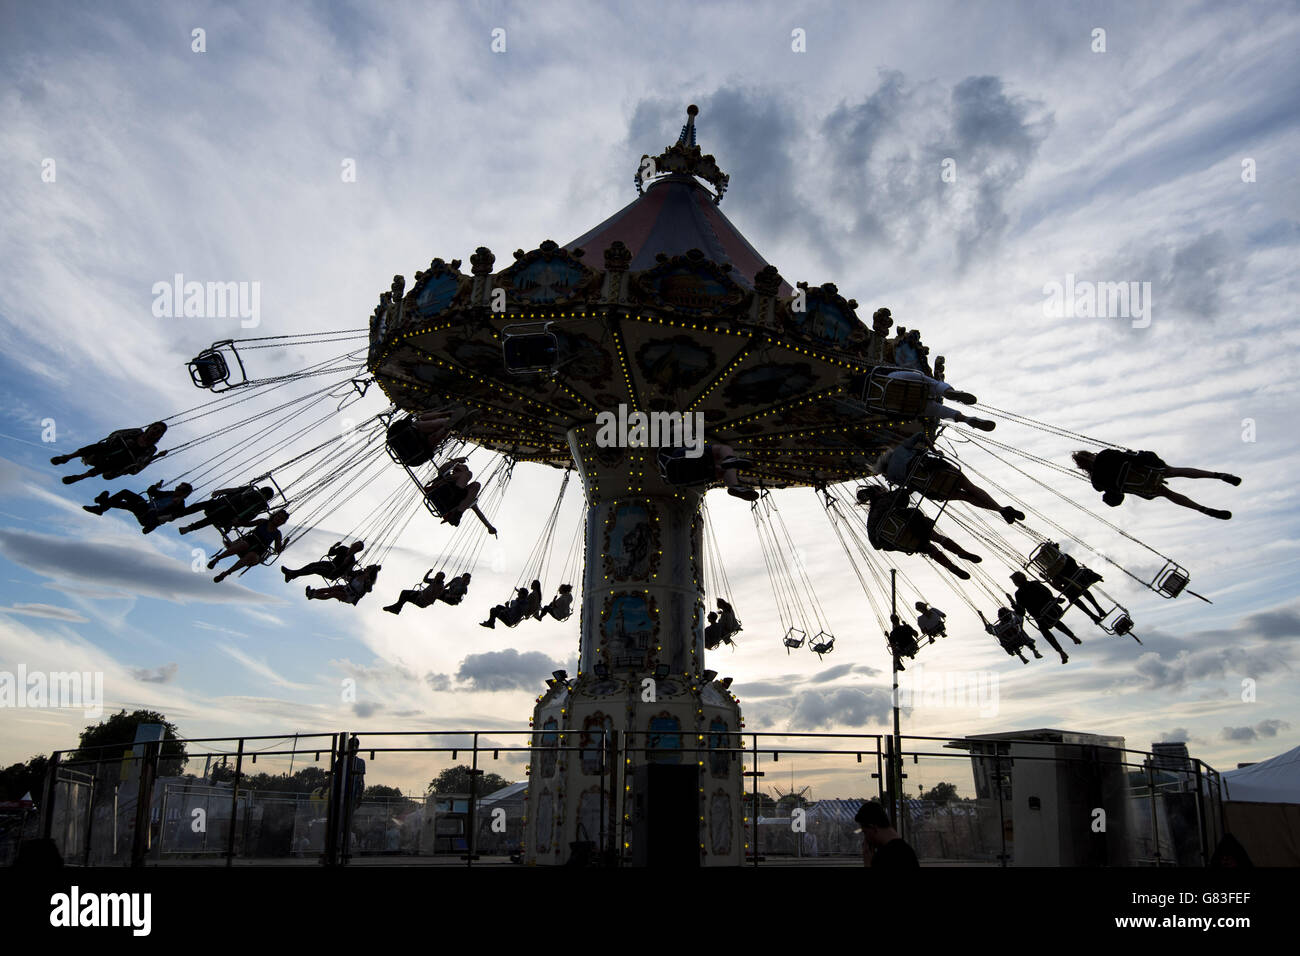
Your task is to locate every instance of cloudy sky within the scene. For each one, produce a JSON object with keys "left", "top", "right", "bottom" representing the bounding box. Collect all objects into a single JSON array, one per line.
[{"left": 1, "top": 0, "right": 1297, "bottom": 798}]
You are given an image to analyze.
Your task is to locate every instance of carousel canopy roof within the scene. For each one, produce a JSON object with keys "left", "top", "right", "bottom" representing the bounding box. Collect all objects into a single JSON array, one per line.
[{"left": 565, "top": 175, "right": 792, "bottom": 295}]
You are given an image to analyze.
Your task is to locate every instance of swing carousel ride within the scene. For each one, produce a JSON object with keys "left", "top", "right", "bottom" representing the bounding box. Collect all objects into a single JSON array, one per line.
[{"left": 53, "top": 106, "right": 1238, "bottom": 865}]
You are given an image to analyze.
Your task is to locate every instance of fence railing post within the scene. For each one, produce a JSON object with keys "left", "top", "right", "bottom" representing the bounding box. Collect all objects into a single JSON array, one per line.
[
  {"left": 322, "top": 732, "right": 341, "bottom": 866},
  {"left": 130, "top": 739, "right": 160, "bottom": 867},
  {"left": 994, "top": 752, "right": 1008, "bottom": 867},
  {"left": 1146, "top": 762, "right": 1162, "bottom": 865},
  {"left": 224, "top": 738, "right": 244, "bottom": 867},
  {"left": 40, "top": 751, "right": 61, "bottom": 842},
  {"left": 465, "top": 733, "right": 480, "bottom": 867}
]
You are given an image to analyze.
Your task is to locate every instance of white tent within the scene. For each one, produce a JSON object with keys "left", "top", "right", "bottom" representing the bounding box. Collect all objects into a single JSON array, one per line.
[{"left": 1221, "top": 745, "right": 1300, "bottom": 803}]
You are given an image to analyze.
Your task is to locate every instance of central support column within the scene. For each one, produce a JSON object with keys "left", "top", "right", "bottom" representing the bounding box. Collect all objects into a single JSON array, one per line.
[
  {"left": 523, "top": 427, "right": 744, "bottom": 866},
  {"left": 569, "top": 428, "right": 706, "bottom": 682}
]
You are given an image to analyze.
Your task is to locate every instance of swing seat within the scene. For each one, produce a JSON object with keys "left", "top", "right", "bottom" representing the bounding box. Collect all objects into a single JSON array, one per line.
[
  {"left": 386, "top": 417, "right": 434, "bottom": 468},
  {"left": 809, "top": 632, "right": 835, "bottom": 656},
  {"left": 210, "top": 487, "right": 273, "bottom": 539},
  {"left": 1027, "top": 541, "right": 1068, "bottom": 579},
  {"left": 992, "top": 617, "right": 1026, "bottom": 642},
  {"left": 1054, "top": 566, "right": 1101, "bottom": 599},
  {"left": 187, "top": 340, "right": 247, "bottom": 392},
  {"left": 889, "top": 637, "right": 919, "bottom": 658},
  {"left": 97, "top": 435, "right": 149, "bottom": 474},
  {"left": 1032, "top": 600, "right": 1065, "bottom": 628},
  {"left": 422, "top": 479, "right": 467, "bottom": 519},
  {"left": 502, "top": 322, "right": 560, "bottom": 375},
  {"left": 909, "top": 456, "right": 961, "bottom": 498},
  {"left": 1120, "top": 463, "right": 1166, "bottom": 498},
  {"left": 658, "top": 448, "right": 716, "bottom": 486},
  {"left": 1099, "top": 605, "right": 1134, "bottom": 636},
  {"left": 875, "top": 509, "right": 929, "bottom": 552},
  {"left": 782, "top": 627, "right": 806, "bottom": 651},
  {"left": 859, "top": 367, "right": 931, "bottom": 418},
  {"left": 1153, "top": 561, "right": 1190, "bottom": 599}
]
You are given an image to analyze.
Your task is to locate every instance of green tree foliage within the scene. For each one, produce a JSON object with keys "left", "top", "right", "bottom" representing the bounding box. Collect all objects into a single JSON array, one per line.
[
  {"left": 922, "top": 782, "right": 959, "bottom": 805},
  {"left": 71, "top": 709, "right": 187, "bottom": 777},
  {"left": 427, "top": 765, "right": 511, "bottom": 796},
  {"left": 741, "top": 790, "right": 777, "bottom": 816},
  {"left": 0, "top": 755, "right": 48, "bottom": 801},
  {"left": 208, "top": 764, "right": 329, "bottom": 794}
]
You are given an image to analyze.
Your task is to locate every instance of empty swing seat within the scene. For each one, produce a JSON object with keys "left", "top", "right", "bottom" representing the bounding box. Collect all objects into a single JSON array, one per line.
[
  {"left": 190, "top": 351, "right": 229, "bottom": 388},
  {"left": 1153, "top": 561, "right": 1190, "bottom": 599},
  {"left": 502, "top": 323, "right": 560, "bottom": 375},
  {"left": 810, "top": 632, "right": 835, "bottom": 656},
  {"left": 187, "top": 340, "right": 246, "bottom": 392},
  {"left": 782, "top": 628, "right": 806, "bottom": 651},
  {"left": 1101, "top": 606, "right": 1135, "bottom": 636}
]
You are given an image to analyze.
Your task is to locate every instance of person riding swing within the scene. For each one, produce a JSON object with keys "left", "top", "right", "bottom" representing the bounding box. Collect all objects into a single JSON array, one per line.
[
  {"left": 1009, "top": 573, "right": 1079, "bottom": 664},
  {"left": 383, "top": 570, "right": 446, "bottom": 614},
  {"left": 438, "top": 572, "right": 472, "bottom": 606},
  {"left": 178, "top": 485, "right": 275, "bottom": 536},
  {"left": 481, "top": 587, "right": 529, "bottom": 629},
  {"left": 915, "top": 601, "right": 947, "bottom": 640},
  {"left": 887, "top": 613, "right": 921, "bottom": 668},
  {"left": 878, "top": 433, "right": 1025, "bottom": 524},
  {"left": 857, "top": 485, "right": 983, "bottom": 579},
  {"left": 1041, "top": 544, "right": 1108, "bottom": 624},
  {"left": 423, "top": 458, "right": 496, "bottom": 533},
  {"left": 306, "top": 565, "right": 382, "bottom": 605},
  {"left": 51, "top": 422, "right": 169, "bottom": 484},
  {"left": 978, "top": 606, "right": 1043, "bottom": 664},
  {"left": 538, "top": 583, "right": 574, "bottom": 621},
  {"left": 1071, "top": 448, "right": 1239, "bottom": 519},
  {"left": 83, "top": 479, "right": 194, "bottom": 533},
  {"left": 657, "top": 442, "right": 759, "bottom": 501},
  {"left": 208, "top": 510, "right": 289, "bottom": 583},
  {"left": 282, "top": 541, "right": 365, "bottom": 583}
]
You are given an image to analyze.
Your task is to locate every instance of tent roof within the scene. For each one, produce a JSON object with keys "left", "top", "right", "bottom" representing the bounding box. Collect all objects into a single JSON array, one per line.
[
  {"left": 479, "top": 780, "right": 528, "bottom": 805},
  {"left": 1221, "top": 744, "right": 1300, "bottom": 803}
]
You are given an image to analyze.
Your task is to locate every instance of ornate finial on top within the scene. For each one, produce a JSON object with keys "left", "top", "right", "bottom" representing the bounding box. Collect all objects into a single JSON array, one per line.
[
  {"left": 635, "top": 103, "right": 730, "bottom": 204},
  {"left": 677, "top": 104, "right": 699, "bottom": 146}
]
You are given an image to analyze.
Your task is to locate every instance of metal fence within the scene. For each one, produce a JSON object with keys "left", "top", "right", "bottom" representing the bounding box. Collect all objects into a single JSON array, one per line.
[{"left": 24, "top": 729, "right": 1223, "bottom": 867}]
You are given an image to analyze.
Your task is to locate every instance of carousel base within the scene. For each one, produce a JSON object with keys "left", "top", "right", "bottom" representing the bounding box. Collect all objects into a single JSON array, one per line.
[{"left": 523, "top": 673, "right": 745, "bottom": 866}]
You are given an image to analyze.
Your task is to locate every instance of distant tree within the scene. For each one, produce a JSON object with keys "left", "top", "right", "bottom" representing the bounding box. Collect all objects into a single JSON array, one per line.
[
  {"left": 364, "top": 785, "right": 418, "bottom": 812},
  {"left": 71, "top": 709, "right": 187, "bottom": 778},
  {"left": 208, "top": 764, "right": 329, "bottom": 794},
  {"left": 922, "top": 782, "right": 959, "bottom": 805},
  {"left": 427, "top": 766, "right": 511, "bottom": 796},
  {"left": 741, "top": 790, "right": 777, "bottom": 816},
  {"left": 0, "top": 755, "right": 48, "bottom": 801}
]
